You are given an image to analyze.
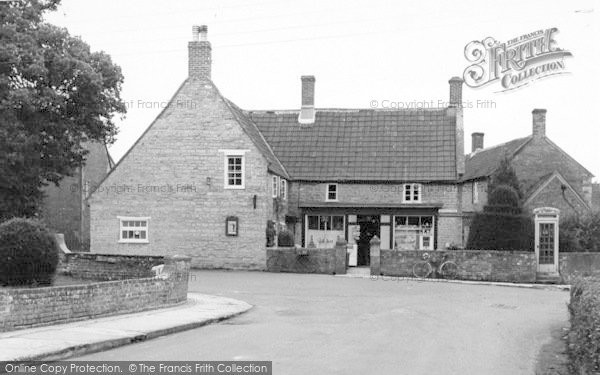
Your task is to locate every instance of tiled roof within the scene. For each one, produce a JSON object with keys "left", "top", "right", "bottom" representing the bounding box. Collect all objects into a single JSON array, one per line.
[
  {"left": 462, "top": 137, "right": 531, "bottom": 181},
  {"left": 248, "top": 109, "right": 458, "bottom": 181},
  {"left": 221, "top": 98, "right": 289, "bottom": 178}
]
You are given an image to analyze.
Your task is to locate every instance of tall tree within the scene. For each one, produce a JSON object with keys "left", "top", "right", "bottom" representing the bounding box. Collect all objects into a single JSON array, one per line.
[{"left": 0, "top": 0, "right": 126, "bottom": 220}]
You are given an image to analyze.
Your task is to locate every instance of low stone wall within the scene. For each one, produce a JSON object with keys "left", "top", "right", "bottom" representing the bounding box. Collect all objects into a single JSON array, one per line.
[
  {"left": 560, "top": 252, "right": 600, "bottom": 283},
  {"left": 380, "top": 249, "right": 536, "bottom": 283},
  {"left": 0, "top": 254, "right": 190, "bottom": 332},
  {"left": 62, "top": 252, "right": 165, "bottom": 280},
  {"left": 266, "top": 247, "right": 347, "bottom": 275}
]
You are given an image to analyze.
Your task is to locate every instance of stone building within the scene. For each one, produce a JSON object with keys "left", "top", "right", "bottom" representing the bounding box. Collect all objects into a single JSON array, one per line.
[{"left": 89, "top": 25, "right": 467, "bottom": 268}]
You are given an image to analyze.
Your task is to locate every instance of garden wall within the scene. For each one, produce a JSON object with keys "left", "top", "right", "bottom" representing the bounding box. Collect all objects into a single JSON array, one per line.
[
  {"left": 0, "top": 254, "right": 190, "bottom": 332},
  {"left": 379, "top": 249, "right": 536, "bottom": 283},
  {"left": 560, "top": 252, "right": 600, "bottom": 283},
  {"left": 266, "top": 247, "right": 347, "bottom": 274}
]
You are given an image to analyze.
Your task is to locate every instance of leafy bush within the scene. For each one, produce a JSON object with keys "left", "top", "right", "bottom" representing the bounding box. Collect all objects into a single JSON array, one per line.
[
  {"left": 277, "top": 229, "right": 295, "bottom": 247},
  {"left": 488, "top": 157, "right": 523, "bottom": 199},
  {"left": 568, "top": 277, "right": 600, "bottom": 374},
  {"left": 0, "top": 218, "right": 59, "bottom": 286},
  {"left": 560, "top": 211, "right": 600, "bottom": 252}
]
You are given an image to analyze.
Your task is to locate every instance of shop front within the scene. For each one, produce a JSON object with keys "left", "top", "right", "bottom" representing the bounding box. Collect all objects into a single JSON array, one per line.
[{"left": 301, "top": 205, "right": 441, "bottom": 266}]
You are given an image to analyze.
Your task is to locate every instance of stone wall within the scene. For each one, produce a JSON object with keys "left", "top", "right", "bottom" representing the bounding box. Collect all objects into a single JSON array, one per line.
[
  {"left": 380, "top": 249, "right": 536, "bottom": 283},
  {"left": 559, "top": 252, "right": 600, "bottom": 283},
  {"left": 266, "top": 247, "right": 347, "bottom": 275},
  {"left": 0, "top": 254, "right": 190, "bottom": 332},
  {"left": 62, "top": 253, "right": 165, "bottom": 280}
]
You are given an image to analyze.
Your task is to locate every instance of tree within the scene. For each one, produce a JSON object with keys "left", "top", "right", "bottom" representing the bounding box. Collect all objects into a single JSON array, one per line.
[
  {"left": 0, "top": 0, "right": 126, "bottom": 220},
  {"left": 467, "top": 172, "right": 533, "bottom": 250},
  {"left": 489, "top": 156, "right": 522, "bottom": 199}
]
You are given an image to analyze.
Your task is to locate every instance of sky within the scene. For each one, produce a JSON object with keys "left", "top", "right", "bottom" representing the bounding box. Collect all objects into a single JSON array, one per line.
[{"left": 44, "top": 0, "right": 600, "bottom": 181}]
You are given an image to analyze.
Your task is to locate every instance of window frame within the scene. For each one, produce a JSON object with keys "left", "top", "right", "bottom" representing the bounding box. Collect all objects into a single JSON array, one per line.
[
  {"left": 472, "top": 181, "right": 479, "bottom": 204},
  {"left": 402, "top": 183, "right": 422, "bottom": 203},
  {"left": 118, "top": 216, "right": 150, "bottom": 244},
  {"left": 326, "top": 183, "right": 338, "bottom": 201},
  {"left": 280, "top": 179, "right": 287, "bottom": 200},
  {"left": 272, "top": 175, "right": 279, "bottom": 198},
  {"left": 223, "top": 153, "right": 246, "bottom": 189}
]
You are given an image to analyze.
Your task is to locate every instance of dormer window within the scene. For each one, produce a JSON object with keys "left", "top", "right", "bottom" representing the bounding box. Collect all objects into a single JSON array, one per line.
[
  {"left": 326, "top": 183, "right": 338, "bottom": 201},
  {"left": 403, "top": 184, "right": 421, "bottom": 203}
]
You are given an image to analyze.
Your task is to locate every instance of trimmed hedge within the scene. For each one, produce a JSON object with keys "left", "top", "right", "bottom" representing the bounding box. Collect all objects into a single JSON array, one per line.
[
  {"left": 0, "top": 218, "right": 59, "bottom": 286},
  {"left": 466, "top": 212, "right": 533, "bottom": 250},
  {"left": 568, "top": 277, "right": 600, "bottom": 374}
]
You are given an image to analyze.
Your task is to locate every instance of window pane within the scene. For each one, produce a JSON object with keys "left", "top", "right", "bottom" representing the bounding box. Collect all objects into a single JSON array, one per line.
[
  {"left": 319, "top": 216, "right": 331, "bottom": 230},
  {"left": 122, "top": 230, "right": 127, "bottom": 239},
  {"left": 140, "top": 231, "right": 146, "bottom": 239},
  {"left": 308, "top": 216, "right": 318, "bottom": 230},
  {"left": 332, "top": 216, "right": 344, "bottom": 231},
  {"left": 421, "top": 216, "right": 432, "bottom": 227},
  {"left": 408, "top": 216, "right": 420, "bottom": 226},
  {"left": 140, "top": 221, "right": 147, "bottom": 227},
  {"left": 328, "top": 192, "right": 336, "bottom": 200},
  {"left": 395, "top": 216, "right": 407, "bottom": 226}
]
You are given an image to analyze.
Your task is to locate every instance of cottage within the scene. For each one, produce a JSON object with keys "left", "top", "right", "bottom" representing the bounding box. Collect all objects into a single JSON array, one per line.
[
  {"left": 89, "top": 25, "right": 467, "bottom": 269},
  {"left": 461, "top": 109, "right": 595, "bottom": 241}
]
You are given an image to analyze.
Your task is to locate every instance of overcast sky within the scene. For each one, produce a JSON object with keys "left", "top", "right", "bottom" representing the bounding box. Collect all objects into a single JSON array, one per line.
[{"left": 45, "top": 0, "right": 599, "bottom": 180}]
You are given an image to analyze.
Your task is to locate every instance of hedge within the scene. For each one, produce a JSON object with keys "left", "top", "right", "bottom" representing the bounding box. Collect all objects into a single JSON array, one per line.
[{"left": 568, "top": 277, "right": 600, "bottom": 374}]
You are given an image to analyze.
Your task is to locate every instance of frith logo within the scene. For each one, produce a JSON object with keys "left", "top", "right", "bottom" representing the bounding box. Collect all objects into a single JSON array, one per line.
[{"left": 463, "top": 28, "right": 572, "bottom": 92}]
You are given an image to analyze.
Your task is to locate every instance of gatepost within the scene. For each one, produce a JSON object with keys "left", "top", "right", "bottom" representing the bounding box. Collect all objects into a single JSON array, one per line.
[{"left": 370, "top": 236, "right": 381, "bottom": 276}]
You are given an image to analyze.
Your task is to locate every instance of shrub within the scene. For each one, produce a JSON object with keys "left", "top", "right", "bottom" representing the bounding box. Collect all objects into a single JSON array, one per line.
[
  {"left": 277, "top": 229, "right": 295, "bottom": 247},
  {"left": 467, "top": 183, "right": 533, "bottom": 251},
  {"left": 488, "top": 157, "right": 523, "bottom": 199},
  {"left": 568, "top": 277, "right": 600, "bottom": 374},
  {"left": 466, "top": 212, "right": 533, "bottom": 250},
  {"left": 0, "top": 218, "right": 59, "bottom": 286},
  {"left": 560, "top": 211, "right": 600, "bottom": 252}
]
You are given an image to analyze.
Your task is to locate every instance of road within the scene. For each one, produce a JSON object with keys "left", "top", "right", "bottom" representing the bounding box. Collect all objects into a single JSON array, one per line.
[{"left": 76, "top": 270, "right": 569, "bottom": 375}]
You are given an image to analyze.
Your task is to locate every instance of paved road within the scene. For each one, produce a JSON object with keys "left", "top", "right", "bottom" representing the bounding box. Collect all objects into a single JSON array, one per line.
[{"left": 77, "top": 271, "right": 569, "bottom": 374}]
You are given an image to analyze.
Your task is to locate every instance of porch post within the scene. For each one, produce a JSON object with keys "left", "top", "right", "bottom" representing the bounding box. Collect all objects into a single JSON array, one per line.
[{"left": 370, "top": 236, "right": 381, "bottom": 276}]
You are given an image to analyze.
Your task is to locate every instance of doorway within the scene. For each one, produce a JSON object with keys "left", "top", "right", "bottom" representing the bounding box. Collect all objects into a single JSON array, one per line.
[{"left": 356, "top": 215, "right": 380, "bottom": 266}]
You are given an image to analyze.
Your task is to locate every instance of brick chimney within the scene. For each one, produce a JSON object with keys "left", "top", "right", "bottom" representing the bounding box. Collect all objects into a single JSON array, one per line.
[
  {"left": 471, "top": 132, "right": 484, "bottom": 152},
  {"left": 449, "top": 76, "right": 464, "bottom": 107},
  {"left": 532, "top": 109, "right": 547, "bottom": 139},
  {"left": 298, "top": 75, "right": 315, "bottom": 124},
  {"left": 188, "top": 25, "right": 211, "bottom": 79}
]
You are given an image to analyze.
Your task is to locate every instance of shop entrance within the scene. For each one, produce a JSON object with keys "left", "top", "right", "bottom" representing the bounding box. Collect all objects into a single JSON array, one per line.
[{"left": 356, "top": 215, "right": 380, "bottom": 266}]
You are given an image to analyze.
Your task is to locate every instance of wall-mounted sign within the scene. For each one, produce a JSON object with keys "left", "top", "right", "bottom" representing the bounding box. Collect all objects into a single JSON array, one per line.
[{"left": 226, "top": 216, "right": 238, "bottom": 236}]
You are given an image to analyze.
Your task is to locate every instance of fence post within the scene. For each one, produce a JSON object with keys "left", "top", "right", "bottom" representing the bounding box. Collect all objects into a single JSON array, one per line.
[
  {"left": 370, "top": 236, "right": 381, "bottom": 276},
  {"left": 334, "top": 238, "right": 348, "bottom": 275}
]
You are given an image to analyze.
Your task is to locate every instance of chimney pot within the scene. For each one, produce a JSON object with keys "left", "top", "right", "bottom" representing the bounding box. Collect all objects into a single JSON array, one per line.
[
  {"left": 532, "top": 108, "right": 547, "bottom": 139},
  {"left": 471, "top": 132, "right": 484, "bottom": 152},
  {"left": 189, "top": 25, "right": 211, "bottom": 79}
]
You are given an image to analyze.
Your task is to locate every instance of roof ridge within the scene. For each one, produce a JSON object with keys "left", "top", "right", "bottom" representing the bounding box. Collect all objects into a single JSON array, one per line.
[
  {"left": 247, "top": 107, "right": 448, "bottom": 114},
  {"left": 467, "top": 136, "right": 531, "bottom": 158}
]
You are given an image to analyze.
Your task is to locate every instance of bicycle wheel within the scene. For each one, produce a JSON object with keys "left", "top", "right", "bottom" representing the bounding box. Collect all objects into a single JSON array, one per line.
[
  {"left": 439, "top": 261, "right": 458, "bottom": 279},
  {"left": 412, "top": 262, "right": 432, "bottom": 278}
]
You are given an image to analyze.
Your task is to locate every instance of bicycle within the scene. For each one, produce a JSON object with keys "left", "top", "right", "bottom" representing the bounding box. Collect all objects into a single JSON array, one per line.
[{"left": 412, "top": 252, "right": 459, "bottom": 279}]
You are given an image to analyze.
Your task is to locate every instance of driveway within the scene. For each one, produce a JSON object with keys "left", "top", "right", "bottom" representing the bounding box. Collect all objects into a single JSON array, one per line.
[{"left": 77, "top": 271, "right": 569, "bottom": 374}]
